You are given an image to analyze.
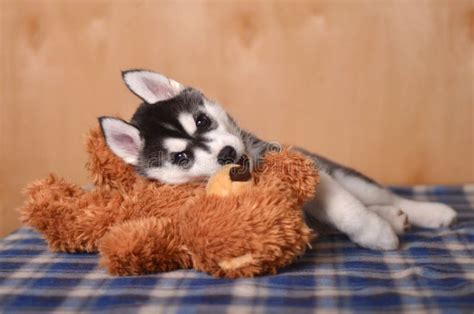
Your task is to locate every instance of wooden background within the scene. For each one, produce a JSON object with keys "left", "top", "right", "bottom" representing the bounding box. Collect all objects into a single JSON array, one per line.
[{"left": 1, "top": 0, "right": 473, "bottom": 237}]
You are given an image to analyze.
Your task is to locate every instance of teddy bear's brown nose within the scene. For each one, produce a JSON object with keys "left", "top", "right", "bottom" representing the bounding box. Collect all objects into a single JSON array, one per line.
[
  {"left": 230, "top": 155, "right": 251, "bottom": 182},
  {"left": 236, "top": 154, "right": 250, "bottom": 168},
  {"left": 229, "top": 166, "right": 251, "bottom": 182}
]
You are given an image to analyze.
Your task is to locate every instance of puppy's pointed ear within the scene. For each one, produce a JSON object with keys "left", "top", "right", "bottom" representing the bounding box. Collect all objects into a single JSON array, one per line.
[
  {"left": 122, "top": 70, "right": 185, "bottom": 104},
  {"left": 99, "top": 117, "right": 143, "bottom": 165}
]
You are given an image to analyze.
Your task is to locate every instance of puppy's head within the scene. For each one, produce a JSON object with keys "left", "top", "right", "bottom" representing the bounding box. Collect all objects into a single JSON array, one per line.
[{"left": 100, "top": 70, "right": 245, "bottom": 184}]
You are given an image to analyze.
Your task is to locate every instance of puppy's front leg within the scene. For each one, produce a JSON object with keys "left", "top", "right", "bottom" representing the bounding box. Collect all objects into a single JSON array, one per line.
[{"left": 304, "top": 172, "right": 399, "bottom": 250}]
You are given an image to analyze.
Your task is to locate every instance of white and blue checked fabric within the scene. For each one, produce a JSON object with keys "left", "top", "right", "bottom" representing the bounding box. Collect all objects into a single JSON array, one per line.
[{"left": 1, "top": 185, "right": 473, "bottom": 313}]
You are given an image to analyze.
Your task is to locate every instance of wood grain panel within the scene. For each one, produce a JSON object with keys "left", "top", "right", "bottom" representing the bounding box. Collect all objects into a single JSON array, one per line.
[{"left": 1, "top": 0, "right": 473, "bottom": 237}]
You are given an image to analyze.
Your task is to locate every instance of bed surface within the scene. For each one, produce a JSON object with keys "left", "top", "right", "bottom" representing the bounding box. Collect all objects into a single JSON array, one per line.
[{"left": 1, "top": 185, "right": 473, "bottom": 313}]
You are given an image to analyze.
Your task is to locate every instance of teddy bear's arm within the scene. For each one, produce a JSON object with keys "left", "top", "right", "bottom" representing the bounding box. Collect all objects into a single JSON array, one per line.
[
  {"left": 255, "top": 149, "right": 319, "bottom": 205},
  {"left": 85, "top": 127, "right": 138, "bottom": 191}
]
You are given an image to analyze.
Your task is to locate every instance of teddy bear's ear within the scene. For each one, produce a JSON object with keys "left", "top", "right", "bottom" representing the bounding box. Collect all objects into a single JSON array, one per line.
[
  {"left": 122, "top": 70, "right": 185, "bottom": 104},
  {"left": 99, "top": 117, "right": 143, "bottom": 165}
]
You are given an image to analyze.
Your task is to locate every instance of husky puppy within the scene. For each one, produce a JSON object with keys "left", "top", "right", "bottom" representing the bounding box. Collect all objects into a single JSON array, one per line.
[{"left": 99, "top": 70, "right": 457, "bottom": 250}]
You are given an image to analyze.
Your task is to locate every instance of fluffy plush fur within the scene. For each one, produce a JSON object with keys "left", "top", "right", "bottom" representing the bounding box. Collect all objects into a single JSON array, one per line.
[{"left": 19, "top": 127, "right": 319, "bottom": 278}]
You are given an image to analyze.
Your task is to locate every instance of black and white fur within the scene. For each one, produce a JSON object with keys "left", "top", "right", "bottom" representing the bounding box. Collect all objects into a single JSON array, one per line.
[{"left": 100, "top": 70, "right": 457, "bottom": 250}]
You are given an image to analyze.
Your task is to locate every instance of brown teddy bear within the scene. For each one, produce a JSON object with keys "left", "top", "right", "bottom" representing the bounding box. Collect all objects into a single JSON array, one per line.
[{"left": 19, "top": 127, "right": 319, "bottom": 278}]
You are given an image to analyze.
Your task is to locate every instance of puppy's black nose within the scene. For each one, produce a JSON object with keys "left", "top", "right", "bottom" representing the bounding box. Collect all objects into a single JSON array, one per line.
[{"left": 217, "top": 146, "right": 237, "bottom": 165}]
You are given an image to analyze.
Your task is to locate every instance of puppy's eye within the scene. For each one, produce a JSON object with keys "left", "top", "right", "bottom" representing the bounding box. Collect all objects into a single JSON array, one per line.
[
  {"left": 195, "top": 114, "right": 211, "bottom": 130},
  {"left": 171, "top": 151, "right": 190, "bottom": 166}
]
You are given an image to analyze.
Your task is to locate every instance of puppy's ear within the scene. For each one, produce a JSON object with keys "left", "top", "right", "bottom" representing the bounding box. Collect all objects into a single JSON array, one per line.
[
  {"left": 122, "top": 70, "right": 185, "bottom": 104},
  {"left": 99, "top": 117, "right": 143, "bottom": 165}
]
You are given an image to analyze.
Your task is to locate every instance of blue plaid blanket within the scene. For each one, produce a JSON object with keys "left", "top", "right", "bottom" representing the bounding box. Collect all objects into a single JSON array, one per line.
[{"left": 1, "top": 185, "right": 473, "bottom": 313}]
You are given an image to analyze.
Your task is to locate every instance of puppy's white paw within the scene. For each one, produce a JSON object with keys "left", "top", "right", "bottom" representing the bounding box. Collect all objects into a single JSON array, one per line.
[
  {"left": 351, "top": 216, "right": 399, "bottom": 250},
  {"left": 368, "top": 205, "right": 410, "bottom": 235},
  {"left": 416, "top": 203, "right": 457, "bottom": 228},
  {"left": 397, "top": 200, "right": 457, "bottom": 229}
]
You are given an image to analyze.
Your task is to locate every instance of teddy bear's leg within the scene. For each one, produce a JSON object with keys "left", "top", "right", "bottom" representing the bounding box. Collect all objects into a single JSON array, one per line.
[
  {"left": 20, "top": 198, "right": 87, "bottom": 252},
  {"left": 99, "top": 217, "right": 192, "bottom": 276},
  {"left": 19, "top": 177, "right": 127, "bottom": 253},
  {"left": 19, "top": 175, "right": 90, "bottom": 251},
  {"left": 23, "top": 174, "right": 85, "bottom": 203},
  {"left": 20, "top": 199, "right": 111, "bottom": 253}
]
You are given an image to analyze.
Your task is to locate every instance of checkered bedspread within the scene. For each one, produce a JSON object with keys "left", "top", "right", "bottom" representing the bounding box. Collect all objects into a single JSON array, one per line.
[{"left": 1, "top": 185, "right": 473, "bottom": 313}]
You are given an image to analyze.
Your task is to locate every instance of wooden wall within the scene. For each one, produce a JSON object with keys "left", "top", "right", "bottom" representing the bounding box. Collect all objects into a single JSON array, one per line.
[{"left": 1, "top": 0, "right": 473, "bottom": 237}]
